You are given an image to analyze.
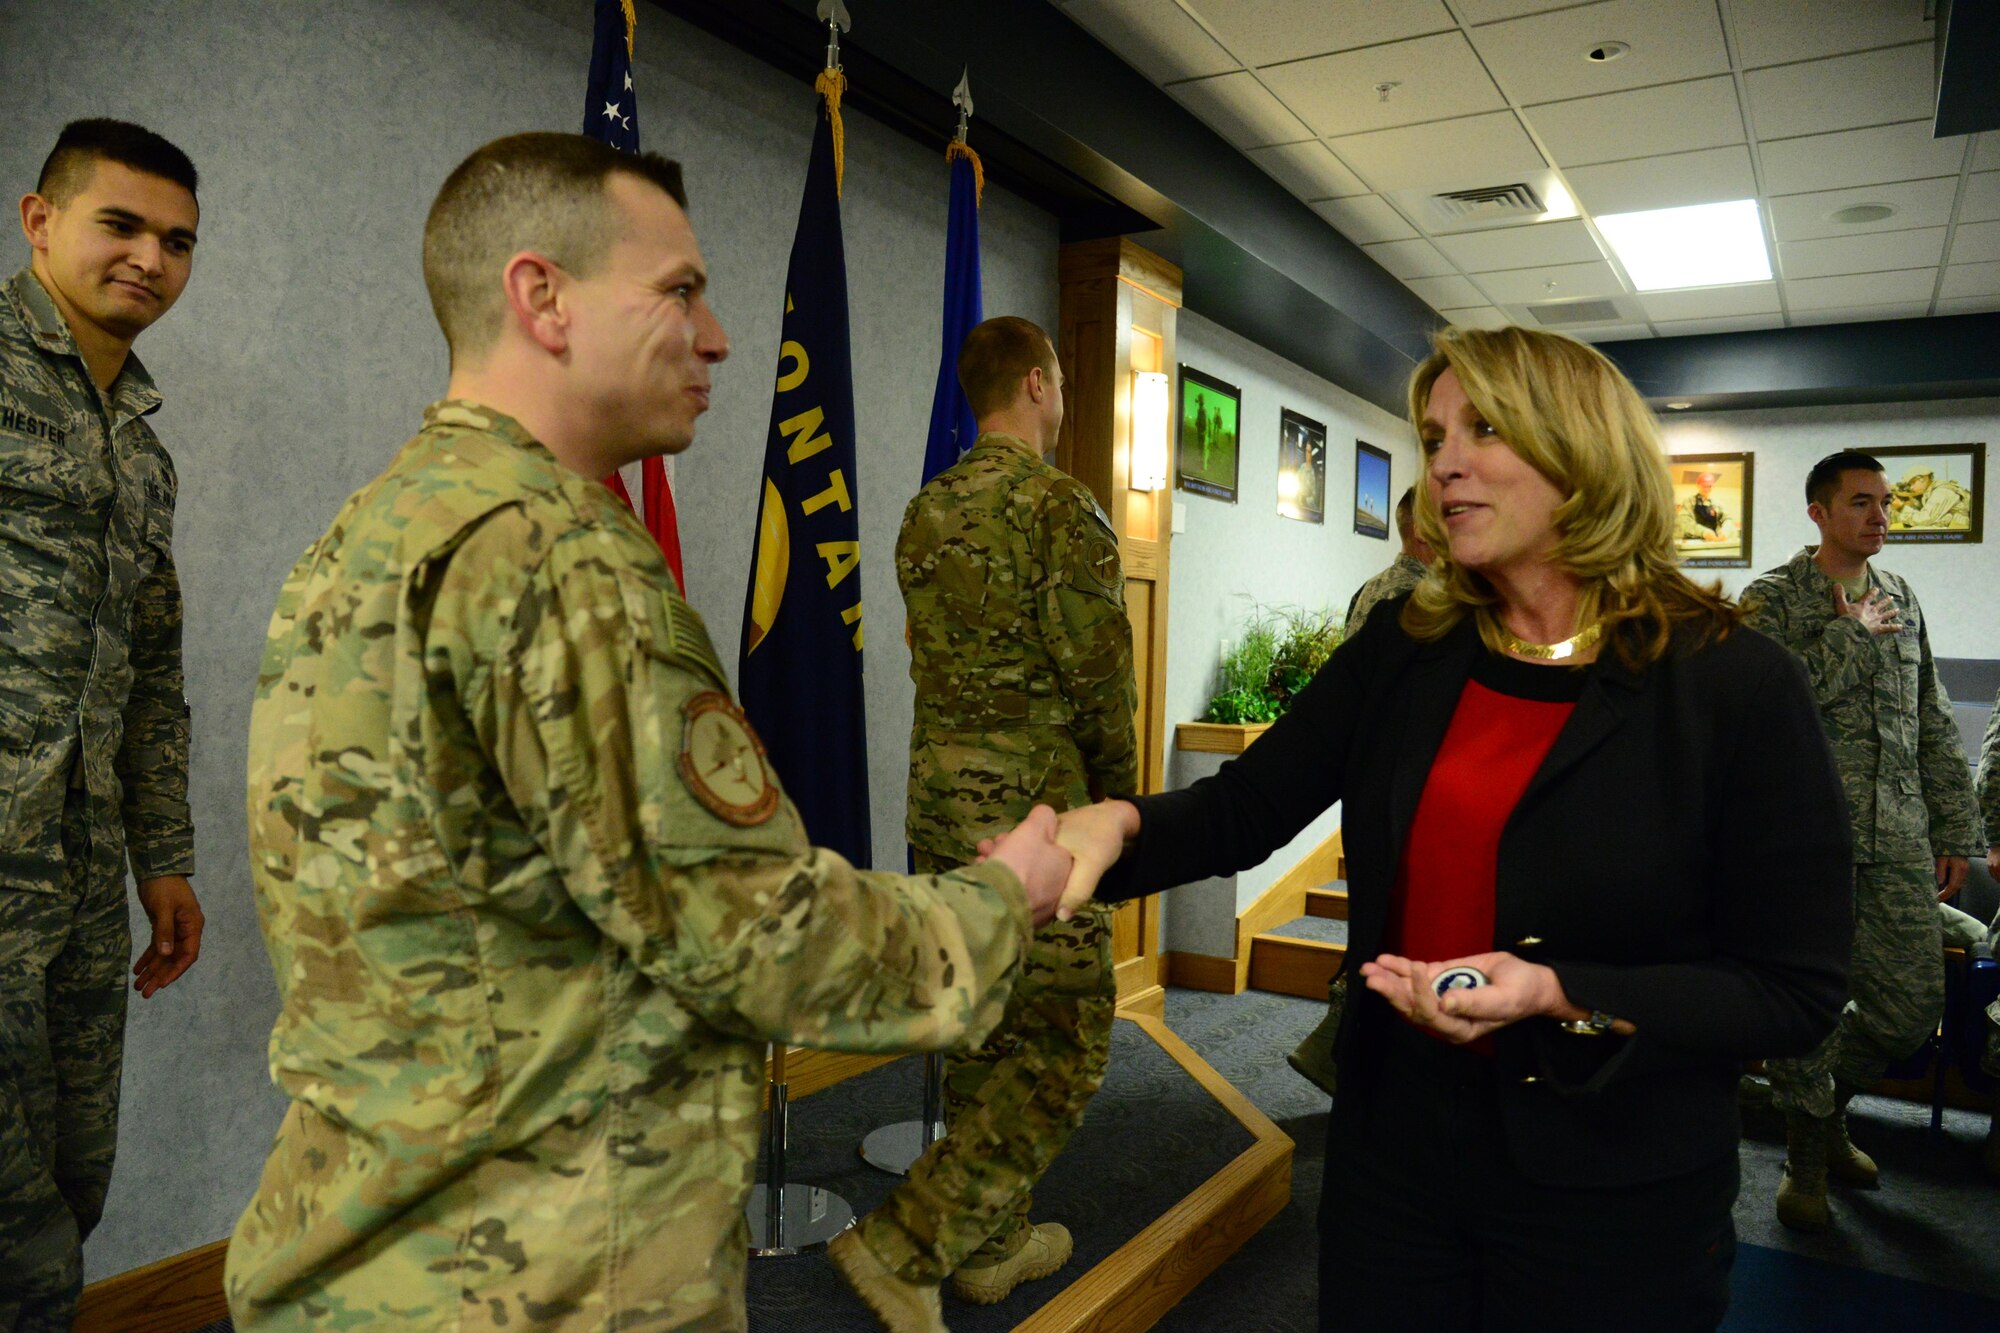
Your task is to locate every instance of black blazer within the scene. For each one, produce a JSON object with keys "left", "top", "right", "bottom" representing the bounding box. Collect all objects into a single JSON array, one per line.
[{"left": 1105, "top": 600, "right": 1853, "bottom": 1187}]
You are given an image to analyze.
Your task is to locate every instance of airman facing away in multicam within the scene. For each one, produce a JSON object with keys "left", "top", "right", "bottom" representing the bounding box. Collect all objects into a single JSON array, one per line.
[
  {"left": 225, "top": 132, "right": 1074, "bottom": 1333},
  {"left": 2, "top": 118, "right": 207, "bottom": 1331}
]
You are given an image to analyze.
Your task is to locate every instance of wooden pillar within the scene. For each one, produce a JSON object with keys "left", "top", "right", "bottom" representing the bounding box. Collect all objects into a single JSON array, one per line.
[{"left": 1055, "top": 238, "right": 1182, "bottom": 1015}]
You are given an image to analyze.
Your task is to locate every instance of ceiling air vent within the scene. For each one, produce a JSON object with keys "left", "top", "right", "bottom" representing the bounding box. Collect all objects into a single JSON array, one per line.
[
  {"left": 1528, "top": 299, "right": 1623, "bottom": 327},
  {"left": 1430, "top": 182, "right": 1546, "bottom": 224}
]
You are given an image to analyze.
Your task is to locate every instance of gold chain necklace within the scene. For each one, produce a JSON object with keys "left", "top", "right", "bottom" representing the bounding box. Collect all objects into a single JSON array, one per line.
[{"left": 1496, "top": 620, "right": 1603, "bottom": 661}]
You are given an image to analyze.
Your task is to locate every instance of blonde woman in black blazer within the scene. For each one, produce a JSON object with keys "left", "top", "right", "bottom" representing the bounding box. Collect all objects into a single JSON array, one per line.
[{"left": 1059, "top": 326, "right": 1853, "bottom": 1332}]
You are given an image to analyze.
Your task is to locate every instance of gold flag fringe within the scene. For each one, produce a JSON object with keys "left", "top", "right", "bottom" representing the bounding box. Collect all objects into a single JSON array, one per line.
[
  {"left": 620, "top": 0, "right": 636, "bottom": 55},
  {"left": 945, "top": 139, "right": 984, "bottom": 207},
  {"left": 816, "top": 68, "right": 848, "bottom": 197}
]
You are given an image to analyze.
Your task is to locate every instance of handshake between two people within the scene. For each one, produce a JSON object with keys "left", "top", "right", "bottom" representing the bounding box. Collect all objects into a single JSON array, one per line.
[{"left": 973, "top": 799, "right": 1144, "bottom": 928}]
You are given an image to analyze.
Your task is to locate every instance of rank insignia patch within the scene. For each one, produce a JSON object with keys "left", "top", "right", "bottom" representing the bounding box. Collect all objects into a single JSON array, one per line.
[{"left": 679, "top": 691, "right": 780, "bottom": 826}]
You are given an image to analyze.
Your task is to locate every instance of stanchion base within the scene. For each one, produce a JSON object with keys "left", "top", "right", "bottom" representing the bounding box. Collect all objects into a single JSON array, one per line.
[
  {"left": 859, "top": 1119, "right": 949, "bottom": 1176},
  {"left": 745, "top": 1184, "right": 854, "bottom": 1257}
]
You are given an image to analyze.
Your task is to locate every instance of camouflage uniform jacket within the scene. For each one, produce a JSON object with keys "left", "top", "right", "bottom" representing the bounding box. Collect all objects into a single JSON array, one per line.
[
  {"left": 0, "top": 267, "right": 192, "bottom": 886},
  {"left": 1344, "top": 552, "right": 1426, "bottom": 635},
  {"left": 227, "top": 403, "right": 1033, "bottom": 1332},
  {"left": 897, "top": 432, "right": 1138, "bottom": 863},
  {"left": 1978, "top": 688, "right": 1998, "bottom": 850},
  {"left": 1741, "top": 546, "right": 1982, "bottom": 864}
]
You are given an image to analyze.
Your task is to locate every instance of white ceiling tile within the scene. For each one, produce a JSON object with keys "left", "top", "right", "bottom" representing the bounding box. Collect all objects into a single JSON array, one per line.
[
  {"left": 1758, "top": 121, "right": 1969, "bottom": 196},
  {"left": 1525, "top": 76, "right": 1744, "bottom": 167},
  {"left": 1187, "top": 0, "right": 1457, "bottom": 67},
  {"left": 1406, "top": 274, "right": 1488, "bottom": 308},
  {"left": 1469, "top": 0, "right": 1730, "bottom": 105},
  {"left": 1167, "top": 71, "right": 1313, "bottom": 149},
  {"left": 1477, "top": 260, "right": 1626, "bottom": 304},
  {"left": 1941, "top": 262, "right": 2000, "bottom": 299},
  {"left": 1948, "top": 220, "right": 2000, "bottom": 265},
  {"left": 1312, "top": 194, "right": 1419, "bottom": 241},
  {"left": 1726, "top": 0, "right": 1935, "bottom": 70},
  {"left": 1435, "top": 305, "right": 1513, "bottom": 329},
  {"left": 1743, "top": 44, "right": 1936, "bottom": 140},
  {"left": 1329, "top": 112, "right": 1546, "bottom": 193},
  {"left": 1783, "top": 268, "right": 1937, "bottom": 310},
  {"left": 1062, "top": 0, "right": 1240, "bottom": 83},
  {"left": 1246, "top": 140, "right": 1370, "bottom": 199},
  {"left": 1565, "top": 146, "right": 1758, "bottom": 215},
  {"left": 1364, "top": 238, "right": 1458, "bottom": 279},
  {"left": 1453, "top": 0, "right": 1587, "bottom": 21},
  {"left": 1576, "top": 325, "right": 1654, "bottom": 342},
  {"left": 1768, "top": 178, "right": 1963, "bottom": 242},
  {"left": 1639, "top": 283, "right": 1781, "bottom": 322},
  {"left": 1959, "top": 173, "right": 2000, "bottom": 225},
  {"left": 1936, "top": 294, "right": 2000, "bottom": 315},
  {"left": 1778, "top": 228, "right": 1948, "bottom": 280},
  {"left": 1976, "top": 135, "right": 2000, "bottom": 173},
  {"left": 1789, "top": 302, "right": 1931, "bottom": 326},
  {"left": 1434, "top": 219, "right": 1605, "bottom": 271},
  {"left": 1652, "top": 313, "right": 1787, "bottom": 335},
  {"left": 1260, "top": 31, "right": 1506, "bottom": 138}
]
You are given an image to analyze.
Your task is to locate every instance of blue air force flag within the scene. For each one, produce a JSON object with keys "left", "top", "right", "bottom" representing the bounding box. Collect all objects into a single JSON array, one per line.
[
  {"left": 920, "top": 146, "right": 984, "bottom": 484},
  {"left": 583, "top": 0, "right": 639, "bottom": 152},
  {"left": 737, "top": 87, "right": 872, "bottom": 869}
]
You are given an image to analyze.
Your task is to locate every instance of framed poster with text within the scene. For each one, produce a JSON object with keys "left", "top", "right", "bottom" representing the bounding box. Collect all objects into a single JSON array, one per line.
[
  {"left": 1353, "top": 441, "right": 1391, "bottom": 539},
  {"left": 1671, "top": 452, "right": 1753, "bottom": 569},
  {"left": 1874, "top": 443, "right": 1984, "bottom": 544},
  {"left": 1279, "top": 408, "right": 1326, "bottom": 523},
  {"left": 1177, "top": 365, "right": 1240, "bottom": 503}
]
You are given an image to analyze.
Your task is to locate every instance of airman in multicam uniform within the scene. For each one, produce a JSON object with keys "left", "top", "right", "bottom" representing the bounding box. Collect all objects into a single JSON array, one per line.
[
  {"left": 1741, "top": 450, "right": 1983, "bottom": 1233},
  {"left": 2, "top": 121, "right": 206, "bottom": 1331},
  {"left": 225, "top": 134, "right": 1070, "bottom": 1333},
  {"left": 835, "top": 316, "right": 1137, "bottom": 1331}
]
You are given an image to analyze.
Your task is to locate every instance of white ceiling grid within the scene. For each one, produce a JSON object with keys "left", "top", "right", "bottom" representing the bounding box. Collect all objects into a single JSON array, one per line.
[{"left": 1055, "top": 0, "right": 1999, "bottom": 341}]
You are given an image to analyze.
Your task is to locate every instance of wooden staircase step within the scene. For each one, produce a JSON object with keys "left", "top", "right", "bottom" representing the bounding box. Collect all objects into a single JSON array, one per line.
[
  {"left": 1305, "top": 885, "right": 1348, "bottom": 920},
  {"left": 1247, "top": 934, "right": 1346, "bottom": 999}
]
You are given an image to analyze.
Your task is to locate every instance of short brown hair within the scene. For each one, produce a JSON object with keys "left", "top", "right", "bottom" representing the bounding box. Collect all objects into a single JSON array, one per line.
[
  {"left": 1394, "top": 486, "right": 1417, "bottom": 538},
  {"left": 957, "top": 316, "right": 1056, "bottom": 418},
  {"left": 38, "top": 118, "right": 198, "bottom": 207},
  {"left": 423, "top": 132, "right": 688, "bottom": 362}
]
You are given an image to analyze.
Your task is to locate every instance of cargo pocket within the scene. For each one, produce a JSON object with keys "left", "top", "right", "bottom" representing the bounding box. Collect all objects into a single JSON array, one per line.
[{"left": 0, "top": 692, "right": 70, "bottom": 886}]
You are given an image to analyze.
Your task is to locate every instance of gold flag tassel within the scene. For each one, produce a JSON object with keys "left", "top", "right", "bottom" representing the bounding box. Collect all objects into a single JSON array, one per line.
[
  {"left": 945, "top": 140, "right": 984, "bottom": 208},
  {"left": 816, "top": 68, "right": 848, "bottom": 198},
  {"left": 620, "top": 0, "right": 636, "bottom": 53}
]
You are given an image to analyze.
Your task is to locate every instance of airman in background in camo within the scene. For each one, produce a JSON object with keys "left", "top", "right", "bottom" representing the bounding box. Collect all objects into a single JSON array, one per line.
[
  {"left": 844, "top": 316, "right": 1138, "bottom": 1320},
  {"left": 1, "top": 120, "right": 206, "bottom": 1332},
  {"left": 1741, "top": 450, "right": 1983, "bottom": 1231},
  {"left": 225, "top": 135, "right": 1071, "bottom": 1333},
  {"left": 1975, "top": 686, "right": 1999, "bottom": 1171}
]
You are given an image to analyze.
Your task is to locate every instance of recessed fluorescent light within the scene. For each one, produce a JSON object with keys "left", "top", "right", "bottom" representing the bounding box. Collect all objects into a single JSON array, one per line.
[{"left": 1595, "top": 199, "right": 1771, "bottom": 292}]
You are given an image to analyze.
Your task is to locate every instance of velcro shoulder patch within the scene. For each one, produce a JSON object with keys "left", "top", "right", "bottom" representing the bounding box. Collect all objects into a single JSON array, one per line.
[{"left": 616, "top": 570, "right": 729, "bottom": 690}]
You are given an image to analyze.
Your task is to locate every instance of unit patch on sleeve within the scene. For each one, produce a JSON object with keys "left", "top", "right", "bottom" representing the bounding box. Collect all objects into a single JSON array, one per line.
[{"left": 678, "top": 691, "right": 780, "bottom": 826}]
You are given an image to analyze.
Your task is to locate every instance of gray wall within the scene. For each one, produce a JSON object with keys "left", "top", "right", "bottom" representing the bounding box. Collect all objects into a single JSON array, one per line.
[
  {"left": 1659, "top": 398, "right": 2000, "bottom": 659},
  {"left": 0, "top": 0, "right": 1058, "bottom": 1278},
  {"left": 1160, "top": 311, "right": 1419, "bottom": 956}
]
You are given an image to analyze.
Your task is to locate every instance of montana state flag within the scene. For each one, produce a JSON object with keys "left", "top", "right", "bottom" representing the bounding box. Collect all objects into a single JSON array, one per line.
[{"left": 737, "top": 77, "right": 871, "bottom": 869}]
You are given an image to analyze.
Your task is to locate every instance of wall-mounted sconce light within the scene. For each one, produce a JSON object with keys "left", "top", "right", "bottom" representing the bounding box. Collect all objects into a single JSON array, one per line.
[{"left": 1131, "top": 370, "right": 1169, "bottom": 491}]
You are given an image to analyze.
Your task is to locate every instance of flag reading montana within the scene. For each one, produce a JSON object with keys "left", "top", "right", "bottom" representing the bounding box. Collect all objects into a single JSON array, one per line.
[{"left": 738, "top": 93, "right": 871, "bottom": 869}]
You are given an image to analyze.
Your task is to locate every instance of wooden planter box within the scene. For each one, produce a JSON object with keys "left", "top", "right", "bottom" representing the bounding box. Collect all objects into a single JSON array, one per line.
[{"left": 1173, "top": 721, "right": 1271, "bottom": 755}]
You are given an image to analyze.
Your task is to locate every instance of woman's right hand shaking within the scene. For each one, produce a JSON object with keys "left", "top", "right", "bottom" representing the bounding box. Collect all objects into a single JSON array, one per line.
[{"left": 1053, "top": 800, "right": 1139, "bottom": 921}]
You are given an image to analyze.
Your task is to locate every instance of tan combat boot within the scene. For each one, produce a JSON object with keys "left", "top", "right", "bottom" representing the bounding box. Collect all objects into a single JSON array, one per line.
[
  {"left": 1777, "top": 1112, "right": 1832, "bottom": 1232},
  {"left": 1826, "top": 1111, "right": 1880, "bottom": 1187},
  {"left": 950, "top": 1222, "right": 1073, "bottom": 1306},
  {"left": 829, "top": 1227, "right": 948, "bottom": 1333}
]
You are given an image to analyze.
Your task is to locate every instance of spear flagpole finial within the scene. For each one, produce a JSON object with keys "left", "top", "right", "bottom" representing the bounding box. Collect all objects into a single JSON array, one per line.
[
  {"left": 951, "top": 67, "right": 974, "bottom": 144},
  {"left": 817, "top": 0, "right": 852, "bottom": 71}
]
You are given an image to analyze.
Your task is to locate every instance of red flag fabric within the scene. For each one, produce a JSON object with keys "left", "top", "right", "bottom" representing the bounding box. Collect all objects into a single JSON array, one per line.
[{"left": 641, "top": 457, "right": 686, "bottom": 593}]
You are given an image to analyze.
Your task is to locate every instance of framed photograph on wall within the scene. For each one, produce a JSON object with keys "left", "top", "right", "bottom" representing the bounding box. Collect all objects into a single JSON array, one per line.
[
  {"left": 1177, "top": 365, "right": 1240, "bottom": 503},
  {"left": 1873, "top": 443, "right": 1985, "bottom": 543},
  {"left": 1353, "top": 441, "right": 1391, "bottom": 539},
  {"left": 1278, "top": 409, "right": 1326, "bottom": 524},
  {"left": 1671, "top": 452, "right": 1753, "bottom": 569}
]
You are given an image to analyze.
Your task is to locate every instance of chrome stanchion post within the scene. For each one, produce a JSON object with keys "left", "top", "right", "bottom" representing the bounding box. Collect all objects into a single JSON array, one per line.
[
  {"left": 747, "top": 1043, "right": 854, "bottom": 1257},
  {"left": 859, "top": 1051, "right": 949, "bottom": 1175}
]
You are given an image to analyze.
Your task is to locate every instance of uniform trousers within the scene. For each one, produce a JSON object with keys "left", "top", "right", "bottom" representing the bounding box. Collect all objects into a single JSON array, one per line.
[
  {"left": 1767, "top": 861, "right": 1944, "bottom": 1119},
  {"left": 1318, "top": 1020, "right": 1738, "bottom": 1333},
  {"left": 857, "top": 848, "right": 1114, "bottom": 1280},
  {"left": 0, "top": 786, "right": 129, "bottom": 1332}
]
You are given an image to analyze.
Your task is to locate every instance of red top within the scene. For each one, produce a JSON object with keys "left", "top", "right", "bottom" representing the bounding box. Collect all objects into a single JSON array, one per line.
[{"left": 1391, "top": 658, "right": 1583, "bottom": 969}]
